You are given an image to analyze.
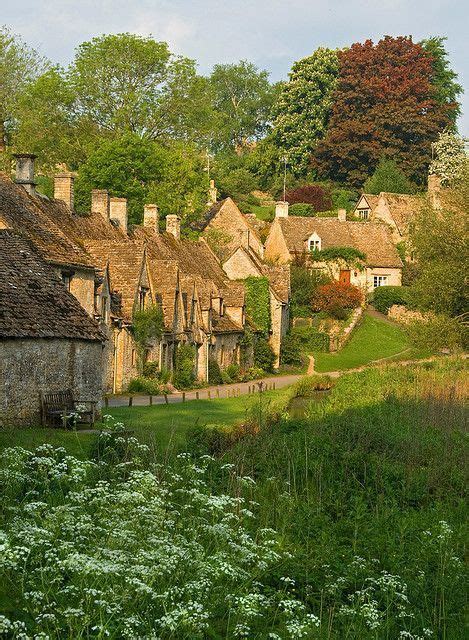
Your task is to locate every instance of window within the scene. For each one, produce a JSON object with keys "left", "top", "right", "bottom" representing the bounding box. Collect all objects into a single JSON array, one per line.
[
  {"left": 308, "top": 233, "right": 321, "bottom": 252},
  {"left": 131, "top": 349, "right": 137, "bottom": 366},
  {"left": 373, "top": 275, "right": 388, "bottom": 288},
  {"left": 139, "top": 286, "right": 149, "bottom": 310},
  {"left": 61, "top": 271, "right": 73, "bottom": 291},
  {"left": 358, "top": 208, "right": 369, "bottom": 220}
]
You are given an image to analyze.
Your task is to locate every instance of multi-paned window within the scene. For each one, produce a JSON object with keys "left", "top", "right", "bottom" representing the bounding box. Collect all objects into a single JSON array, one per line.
[
  {"left": 373, "top": 275, "right": 388, "bottom": 288},
  {"left": 358, "top": 208, "right": 370, "bottom": 220}
]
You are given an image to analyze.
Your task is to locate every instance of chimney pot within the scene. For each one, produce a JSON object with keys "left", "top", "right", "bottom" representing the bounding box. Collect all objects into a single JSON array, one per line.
[
  {"left": 338, "top": 208, "right": 347, "bottom": 222},
  {"left": 54, "top": 172, "right": 75, "bottom": 209},
  {"left": 13, "top": 153, "right": 37, "bottom": 195},
  {"left": 143, "top": 203, "right": 159, "bottom": 232},
  {"left": 166, "top": 214, "right": 181, "bottom": 240},
  {"left": 91, "top": 189, "right": 110, "bottom": 221},
  {"left": 110, "top": 197, "right": 128, "bottom": 233},
  {"left": 275, "top": 201, "right": 289, "bottom": 218}
]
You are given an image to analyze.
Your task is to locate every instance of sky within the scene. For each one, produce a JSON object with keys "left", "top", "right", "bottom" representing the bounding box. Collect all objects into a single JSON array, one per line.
[{"left": 2, "top": 0, "right": 468, "bottom": 135}]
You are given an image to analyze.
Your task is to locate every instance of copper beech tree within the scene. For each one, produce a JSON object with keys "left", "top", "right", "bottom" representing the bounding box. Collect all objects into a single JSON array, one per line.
[{"left": 312, "top": 36, "right": 455, "bottom": 188}]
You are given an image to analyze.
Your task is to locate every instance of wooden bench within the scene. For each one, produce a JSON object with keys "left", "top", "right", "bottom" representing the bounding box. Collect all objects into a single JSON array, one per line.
[{"left": 39, "top": 390, "right": 97, "bottom": 429}]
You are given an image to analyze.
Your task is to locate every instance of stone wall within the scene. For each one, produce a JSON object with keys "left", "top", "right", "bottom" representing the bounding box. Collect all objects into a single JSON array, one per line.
[
  {"left": 388, "top": 304, "right": 426, "bottom": 325},
  {"left": 0, "top": 338, "right": 103, "bottom": 427}
]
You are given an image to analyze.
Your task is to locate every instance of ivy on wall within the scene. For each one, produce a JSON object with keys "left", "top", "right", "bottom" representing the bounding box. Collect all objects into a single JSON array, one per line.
[
  {"left": 132, "top": 304, "right": 164, "bottom": 372},
  {"left": 244, "top": 276, "right": 271, "bottom": 335},
  {"left": 312, "top": 246, "right": 366, "bottom": 267}
]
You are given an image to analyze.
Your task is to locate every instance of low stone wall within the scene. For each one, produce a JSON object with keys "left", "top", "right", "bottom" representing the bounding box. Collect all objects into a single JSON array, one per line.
[
  {"left": 330, "top": 306, "right": 363, "bottom": 352},
  {"left": 388, "top": 304, "right": 426, "bottom": 325}
]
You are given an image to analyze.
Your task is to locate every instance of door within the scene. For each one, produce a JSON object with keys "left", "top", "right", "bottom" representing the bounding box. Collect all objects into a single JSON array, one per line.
[{"left": 339, "top": 269, "right": 351, "bottom": 285}]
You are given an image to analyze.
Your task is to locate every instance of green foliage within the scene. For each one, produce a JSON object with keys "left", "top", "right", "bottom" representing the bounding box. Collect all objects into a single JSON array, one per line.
[
  {"left": 204, "top": 227, "right": 233, "bottom": 257},
  {"left": 406, "top": 315, "right": 467, "bottom": 352},
  {"left": 272, "top": 47, "right": 340, "bottom": 176},
  {"left": 280, "top": 332, "right": 303, "bottom": 365},
  {"left": 289, "top": 203, "right": 314, "bottom": 217},
  {"left": 127, "top": 376, "right": 162, "bottom": 395},
  {"left": 429, "top": 129, "right": 467, "bottom": 185},
  {"left": 312, "top": 246, "right": 366, "bottom": 265},
  {"left": 132, "top": 304, "right": 164, "bottom": 373},
  {"left": 420, "top": 36, "right": 463, "bottom": 123},
  {"left": 292, "top": 324, "right": 330, "bottom": 352},
  {"left": 217, "top": 167, "right": 257, "bottom": 198},
  {"left": 173, "top": 343, "right": 196, "bottom": 389},
  {"left": 208, "top": 357, "right": 223, "bottom": 385},
  {"left": 364, "top": 158, "right": 414, "bottom": 194},
  {"left": 244, "top": 276, "right": 271, "bottom": 334},
  {"left": 253, "top": 337, "right": 276, "bottom": 372},
  {"left": 372, "top": 286, "right": 415, "bottom": 314},
  {"left": 332, "top": 187, "right": 357, "bottom": 211},
  {"left": 290, "top": 264, "right": 329, "bottom": 318}
]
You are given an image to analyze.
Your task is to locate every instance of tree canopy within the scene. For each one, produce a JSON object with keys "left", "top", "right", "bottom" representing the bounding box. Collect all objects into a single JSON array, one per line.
[{"left": 364, "top": 158, "right": 414, "bottom": 194}]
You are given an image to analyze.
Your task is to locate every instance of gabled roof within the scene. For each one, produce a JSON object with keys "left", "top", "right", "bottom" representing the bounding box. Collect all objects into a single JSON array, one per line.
[
  {"left": 0, "top": 175, "right": 95, "bottom": 270},
  {"left": 0, "top": 230, "right": 103, "bottom": 341},
  {"left": 191, "top": 197, "right": 263, "bottom": 249},
  {"left": 148, "top": 259, "right": 180, "bottom": 331},
  {"left": 355, "top": 194, "right": 380, "bottom": 212},
  {"left": 261, "top": 264, "right": 290, "bottom": 303},
  {"left": 377, "top": 193, "right": 423, "bottom": 235},
  {"left": 277, "top": 217, "right": 402, "bottom": 268},
  {"left": 211, "top": 310, "right": 244, "bottom": 334}
]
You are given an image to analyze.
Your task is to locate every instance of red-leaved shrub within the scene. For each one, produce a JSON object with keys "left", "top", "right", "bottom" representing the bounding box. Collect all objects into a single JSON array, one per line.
[
  {"left": 312, "top": 281, "right": 362, "bottom": 314},
  {"left": 285, "top": 184, "right": 333, "bottom": 212}
]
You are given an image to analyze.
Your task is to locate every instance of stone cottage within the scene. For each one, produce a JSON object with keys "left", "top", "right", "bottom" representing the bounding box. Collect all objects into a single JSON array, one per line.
[{"left": 0, "top": 230, "right": 104, "bottom": 426}]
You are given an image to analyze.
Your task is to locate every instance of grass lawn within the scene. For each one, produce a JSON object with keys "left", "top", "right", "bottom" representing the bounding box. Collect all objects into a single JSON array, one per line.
[
  {"left": 313, "top": 313, "right": 412, "bottom": 372},
  {"left": 250, "top": 204, "right": 275, "bottom": 221},
  {"left": 0, "top": 388, "right": 290, "bottom": 457}
]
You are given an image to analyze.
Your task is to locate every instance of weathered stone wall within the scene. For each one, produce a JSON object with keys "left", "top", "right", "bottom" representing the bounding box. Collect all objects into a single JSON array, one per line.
[
  {"left": 388, "top": 304, "right": 426, "bottom": 325},
  {"left": 0, "top": 338, "right": 103, "bottom": 427},
  {"left": 213, "top": 333, "right": 241, "bottom": 368},
  {"left": 269, "top": 296, "right": 289, "bottom": 369}
]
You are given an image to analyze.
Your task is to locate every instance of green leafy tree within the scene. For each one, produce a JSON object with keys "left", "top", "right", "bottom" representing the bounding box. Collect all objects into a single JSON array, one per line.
[
  {"left": 0, "top": 25, "right": 47, "bottom": 153},
  {"left": 272, "top": 48, "right": 340, "bottom": 176},
  {"left": 429, "top": 129, "right": 467, "bottom": 185},
  {"left": 364, "top": 158, "right": 414, "bottom": 194},
  {"left": 210, "top": 60, "right": 277, "bottom": 150}
]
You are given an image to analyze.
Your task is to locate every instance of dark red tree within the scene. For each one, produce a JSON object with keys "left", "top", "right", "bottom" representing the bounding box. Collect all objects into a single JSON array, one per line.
[
  {"left": 312, "top": 36, "right": 453, "bottom": 188},
  {"left": 285, "top": 184, "right": 332, "bottom": 211}
]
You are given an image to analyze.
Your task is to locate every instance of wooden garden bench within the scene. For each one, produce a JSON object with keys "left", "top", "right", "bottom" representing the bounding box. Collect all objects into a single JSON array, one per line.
[{"left": 39, "top": 389, "right": 97, "bottom": 429}]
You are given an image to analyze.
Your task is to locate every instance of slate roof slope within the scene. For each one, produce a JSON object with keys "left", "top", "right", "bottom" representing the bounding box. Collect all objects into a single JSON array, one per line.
[
  {"left": 379, "top": 193, "right": 423, "bottom": 235},
  {"left": 278, "top": 217, "right": 402, "bottom": 268},
  {"left": 148, "top": 259, "right": 180, "bottom": 330},
  {"left": 0, "top": 175, "right": 95, "bottom": 270},
  {"left": 261, "top": 264, "right": 290, "bottom": 303},
  {"left": 0, "top": 230, "right": 102, "bottom": 341},
  {"left": 211, "top": 310, "right": 244, "bottom": 333}
]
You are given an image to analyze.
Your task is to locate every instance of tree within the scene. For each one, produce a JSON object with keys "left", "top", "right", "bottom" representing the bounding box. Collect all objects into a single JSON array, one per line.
[
  {"left": 209, "top": 60, "right": 276, "bottom": 150},
  {"left": 290, "top": 261, "right": 329, "bottom": 317},
  {"left": 271, "top": 48, "right": 339, "bottom": 176},
  {"left": 312, "top": 36, "right": 455, "bottom": 188},
  {"left": 285, "top": 184, "right": 332, "bottom": 211},
  {"left": 429, "top": 129, "right": 467, "bottom": 185},
  {"left": 420, "top": 36, "right": 462, "bottom": 125},
  {"left": 364, "top": 158, "right": 414, "bottom": 194},
  {"left": 0, "top": 26, "right": 47, "bottom": 153},
  {"left": 69, "top": 33, "right": 209, "bottom": 142}
]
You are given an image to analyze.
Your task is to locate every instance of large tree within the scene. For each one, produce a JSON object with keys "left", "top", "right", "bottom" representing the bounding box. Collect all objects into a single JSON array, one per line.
[
  {"left": 0, "top": 26, "right": 47, "bottom": 153},
  {"left": 312, "top": 36, "right": 455, "bottom": 187},
  {"left": 271, "top": 47, "right": 339, "bottom": 176},
  {"left": 209, "top": 60, "right": 276, "bottom": 151},
  {"left": 420, "top": 36, "right": 462, "bottom": 125}
]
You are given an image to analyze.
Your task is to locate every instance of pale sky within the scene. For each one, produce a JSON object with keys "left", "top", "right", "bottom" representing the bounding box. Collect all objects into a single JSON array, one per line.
[{"left": 2, "top": 0, "right": 468, "bottom": 135}]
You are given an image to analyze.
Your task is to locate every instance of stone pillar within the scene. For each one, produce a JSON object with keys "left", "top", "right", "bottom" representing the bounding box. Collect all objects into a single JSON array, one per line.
[
  {"left": 338, "top": 208, "right": 347, "bottom": 222},
  {"left": 143, "top": 204, "right": 159, "bottom": 232},
  {"left": 207, "top": 179, "right": 217, "bottom": 206},
  {"left": 110, "top": 197, "right": 128, "bottom": 233},
  {"left": 166, "top": 214, "right": 181, "bottom": 240},
  {"left": 13, "top": 153, "right": 37, "bottom": 195},
  {"left": 275, "top": 201, "right": 289, "bottom": 218},
  {"left": 54, "top": 172, "right": 75, "bottom": 209},
  {"left": 428, "top": 174, "right": 441, "bottom": 209},
  {"left": 91, "top": 189, "right": 109, "bottom": 221}
]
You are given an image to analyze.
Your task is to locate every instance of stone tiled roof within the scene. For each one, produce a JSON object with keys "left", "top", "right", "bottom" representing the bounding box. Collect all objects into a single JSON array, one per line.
[
  {"left": 0, "top": 230, "right": 103, "bottom": 341},
  {"left": 148, "top": 259, "right": 180, "bottom": 331},
  {"left": 261, "top": 264, "right": 290, "bottom": 303},
  {"left": 0, "top": 175, "right": 95, "bottom": 270},
  {"left": 357, "top": 194, "right": 380, "bottom": 212},
  {"left": 278, "top": 217, "right": 402, "bottom": 268},
  {"left": 221, "top": 281, "right": 246, "bottom": 307},
  {"left": 211, "top": 310, "right": 244, "bottom": 334},
  {"left": 190, "top": 200, "right": 224, "bottom": 232},
  {"left": 378, "top": 193, "right": 423, "bottom": 235}
]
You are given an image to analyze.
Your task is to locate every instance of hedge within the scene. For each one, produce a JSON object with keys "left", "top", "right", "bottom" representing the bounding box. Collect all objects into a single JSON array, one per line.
[
  {"left": 244, "top": 277, "right": 271, "bottom": 334},
  {"left": 292, "top": 325, "right": 330, "bottom": 352},
  {"left": 372, "top": 286, "right": 414, "bottom": 314}
]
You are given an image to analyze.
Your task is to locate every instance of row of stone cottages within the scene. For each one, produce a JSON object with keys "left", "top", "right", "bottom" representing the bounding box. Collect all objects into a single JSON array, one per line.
[{"left": 0, "top": 156, "right": 290, "bottom": 425}]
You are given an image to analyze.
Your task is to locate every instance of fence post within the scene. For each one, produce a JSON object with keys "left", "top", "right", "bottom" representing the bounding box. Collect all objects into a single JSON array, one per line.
[
  {"left": 216, "top": 388, "right": 220, "bottom": 398},
  {"left": 149, "top": 395, "right": 153, "bottom": 406},
  {"left": 164, "top": 393, "right": 169, "bottom": 405},
  {"left": 207, "top": 390, "right": 211, "bottom": 400},
  {"left": 273, "top": 382, "right": 276, "bottom": 390},
  {"left": 104, "top": 395, "right": 109, "bottom": 408},
  {"left": 128, "top": 395, "right": 133, "bottom": 407},
  {"left": 196, "top": 391, "right": 199, "bottom": 401},
  {"left": 182, "top": 392, "right": 186, "bottom": 403}
]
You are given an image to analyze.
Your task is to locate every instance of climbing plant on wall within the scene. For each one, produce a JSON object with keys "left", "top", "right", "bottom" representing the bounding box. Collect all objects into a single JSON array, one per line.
[
  {"left": 244, "top": 276, "right": 271, "bottom": 335},
  {"left": 132, "top": 304, "right": 164, "bottom": 372},
  {"left": 312, "top": 246, "right": 366, "bottom": 267}
]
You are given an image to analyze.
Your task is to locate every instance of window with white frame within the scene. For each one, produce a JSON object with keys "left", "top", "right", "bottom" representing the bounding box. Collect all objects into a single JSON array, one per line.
[
  {"left": 308, "top": 233, "right": 321, "bottom": 252},
  {"left": 373, "top": 275, "right": 388, "bottom": 288},
  {"left": 358, "top": 208, "right": 369, "bottom": 220}
]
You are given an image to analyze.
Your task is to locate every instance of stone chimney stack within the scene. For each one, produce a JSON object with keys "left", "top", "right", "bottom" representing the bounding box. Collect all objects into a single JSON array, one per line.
[
  {"left": 207, "top": 179, "right": 217, "bottom": 206},
  {"left": 14, "top": 153, "right": 37, "bottom": 195},
  {"left": 143, "top": 204, "right": 159, "bottom": 232},
  {"left": 428, "top": 174, "right": 442, "bottom": 209},
  {"left": 91, "top": 189, "right": 110, "bottom": 221},
  {"left": 110, "top": 197, "right": 128, "bottom": 233},
  {"left": 275, "top": 201, "right": 289, "bottom": 218},
  {"left": 166, "top": 214, "right": 181, "bottom": 240},
  {"left": 338, "top": 208, "right": 347, "bottom": 222},
  {"left": 54, "top": 172, "right": 75, "bottom": 209}
]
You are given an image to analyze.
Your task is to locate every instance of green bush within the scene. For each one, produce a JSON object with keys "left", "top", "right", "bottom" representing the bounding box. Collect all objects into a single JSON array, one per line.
[
  {"left": 142, "top": 361, "right": 159, "bottom": 378},
  {"left": 289, "top": 203, "right": 315, "bottom": 217},
  {"left": 372, "top": 286, "right": 414, "bottom": 314},
  {"left": 173, "top": 343, "right": 196, "bottom": 389},
  {"left": 253, "top": 338, "right": 276, "bottom": 372},
  {"left": 328, "top": 304, "right": 349, "bottom": 320},
  {"left": 280, "top": 333, "right": 303, "bottom": 366},
  {"left": 127, "top": 376, "right": 161, "bottom": 395},
  {"left": 293, "top": 325, "right": 330, "bottom": 352},
  {"left": 406, "top": 315, "right": 466, "bottom": 352},
  {"left": 244, "top": 277, "right": 271, "bottom": 333},
  {"left": 225, "top": 363, "right": 241, "bottom": 382},
  {"left": 208, "top": 357, "right": 223, "bottom": 385}
]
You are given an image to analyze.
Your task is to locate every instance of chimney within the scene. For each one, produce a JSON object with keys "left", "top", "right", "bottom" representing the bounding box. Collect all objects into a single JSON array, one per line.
[
  {"left": 275, "top": 201, "right": 289, "bottom": 218},
  {"left": 110, "top": 197, "right": 128, "bottom": 233},
  {"left": 14, "top": 153, "right": 37, "bottom": 195},
  {"left": 338, "top": 208, "right": 347, "bottom": 222},
  {"left": 54, "top": 172, "right": 75, "bottom": 209},
  {"left": 91, "top": 189, "right": 109, "bottom": 221},
  {"left": 207, "top": 179, "right": 217, "bottom": 206},
  {"left": 166, "top": 214, "right": 180, "bottom": 240},
  {"left": 428, "top": 174, "right": 441, "bottom": 209},
  {"left": 143, "top": 203, "right": 159, "bottom": 232}
]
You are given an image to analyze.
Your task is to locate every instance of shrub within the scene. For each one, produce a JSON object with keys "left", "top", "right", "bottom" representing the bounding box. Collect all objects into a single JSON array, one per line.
[
  {"left": 244, "top": 277, "right": 271, "bottom": 333},
  {"left": 328, "top": 304, "right": 349, "bottom": 320},
  {"left": 208, "top": 357, "right": 223, "bottom": 384},
  {"left": 225, "top": 363, "right": 241, "bottom": 382},
  {"left": 280, "top": 333, "right": 303, "bottom": 366},
  {"left": 285, "top": 183, "right": 333, "bottom": 211},
  {"left": 292, "top": 325, "right": 330, "bottom": 352},
  {"left": 312, "top": 281, "right": 362, "bottom": 314},
  {"left": 406, "top": 314, "right": 466, "bottom": 352},
  {"left": 127, "top": 376, "right": 161, "bottom": 395},
  {"left": 253, "top": 338, "right": 276, "bottom": 372},
  {"left": 289, "top": 203, "right": 315, "bottom": 217},
  {"left": 219, "top": 168, "right": 257, "bottom": 197},
  {"left": 173, "top": 343, "right": 196, "bottom": 389},
  {"left": 142, "top": 361, "right": 159, "bottom": 378},
  {"left": 290, "top": 264, "right": 329, "bottom": 318},
  {"left": 332, "top": 187, "right": 357, "bottom": 211},
  {"left": 372, "top": 286, "right": 414, "bottom": 314}
]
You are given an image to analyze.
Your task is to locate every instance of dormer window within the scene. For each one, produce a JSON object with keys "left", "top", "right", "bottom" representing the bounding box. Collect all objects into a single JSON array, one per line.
[
  {"left": 139, "top": 286, "right": 149, "bottom": 310},
  {"left": 308, "top": 233, "right": 321, "bottom": 252},
  {"left": 61, "top": 270, "right": 73, "bottom": 291},
  {"left": 358, "top": 208, "right": 370, "bottom": 220}
]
